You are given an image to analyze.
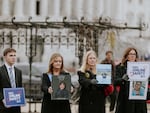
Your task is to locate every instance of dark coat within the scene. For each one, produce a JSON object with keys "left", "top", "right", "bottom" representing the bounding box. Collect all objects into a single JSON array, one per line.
[
  {"left": 41, "top": 72, "right": 71, "bottom": 113},
  {"left": 78, "top": 70, "right": 106, "bottom": 113},
  {"left": 0, "top": 64, "right": 22, "bottom": 113},
  {"left": 101, "top": 58, "right": 117, "bottom": 111},
  {"left": 114, "top": 63, "right": 147, "bottom": 113}
]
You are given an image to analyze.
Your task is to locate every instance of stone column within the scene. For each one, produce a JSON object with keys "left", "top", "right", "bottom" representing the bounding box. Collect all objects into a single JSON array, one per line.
[
  {"left": 48, "top": 0, "right": 61, "bottom": 19},
  {"left": 60, "top": 0, "right": 72, "bottom": 19},
  {"left": 111, "top": 0, "right": 125, "bottom": 21},
  {"left": 53, "top": 0, "right": 61, "bottom": 18},
  {"left": 14, "top": 0, "right": 24, "bottom": 17},
  {"left": 28, "top": 0, "right": 36, "bottom": 17},
  {"left": 94, "top": 0, "right": 103, "bottom": 20},
  {"left": 71, "top": 0, "right": 83, "bottom": 20},
  {"left": 103, "top": 0, "right": 111, "bottom": 17},
  {"left": 1, "top": 0, "right": 11, "bottom": 16},
  {"left": 40, "top": 0, "right": 48, "bottom": 16},
  {"left": 83, "top": 0, "right": 93, "bottom": 21}
]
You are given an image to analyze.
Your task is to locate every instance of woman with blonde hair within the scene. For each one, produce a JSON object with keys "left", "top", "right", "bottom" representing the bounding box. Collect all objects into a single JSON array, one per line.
[
  {"left": 41, "top": 53, "right": 72, "bottom": 113},
  {"left": 77, "top": 50, "right": 110, "bottom": 113},
  {"left": 114, "top": 47, "right": 147, "bottom": 113}
]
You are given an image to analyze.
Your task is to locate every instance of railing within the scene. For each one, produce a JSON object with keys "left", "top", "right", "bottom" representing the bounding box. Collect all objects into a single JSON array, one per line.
[{"left": 0, "top": 16, "right": 147, "bottom": 113}]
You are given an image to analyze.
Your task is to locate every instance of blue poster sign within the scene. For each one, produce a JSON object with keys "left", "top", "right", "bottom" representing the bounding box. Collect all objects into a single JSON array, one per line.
[
  {"left": 96, "top": 64, "right": 112, "bottom": 84},
  {"left": 3, "top": 88, "right": 26, "bottom": 107}
]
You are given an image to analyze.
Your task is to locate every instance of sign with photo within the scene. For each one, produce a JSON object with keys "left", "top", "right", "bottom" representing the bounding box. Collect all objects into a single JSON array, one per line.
[
  {"left": 96, "top": 64, "right": 112, "bottom": 84},
  {"left": 51, "top": 74, "right": 71, "bottom": 100},
  {"left": 129, "top": 80, "right": 148, "bottom": 100},
  {"left": 3, "top": 88, "right": 26, "bottom": 107},
  {"left": 127, "top": 62, "right": 150, "bottom": 81}
]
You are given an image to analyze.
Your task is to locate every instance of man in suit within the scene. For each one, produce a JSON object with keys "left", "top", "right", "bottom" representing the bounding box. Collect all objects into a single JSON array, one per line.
[{"left": 0, "top": 48, "right": 22, "bottom": 113}]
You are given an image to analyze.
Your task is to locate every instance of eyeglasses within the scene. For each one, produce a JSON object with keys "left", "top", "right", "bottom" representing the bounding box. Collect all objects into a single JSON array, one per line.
[{"left": 128, "top": 53, "right": 136, "bottom": 55}]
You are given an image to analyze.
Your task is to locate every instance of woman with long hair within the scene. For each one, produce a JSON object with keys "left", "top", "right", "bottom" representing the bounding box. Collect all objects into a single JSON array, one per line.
[
  {"left": 41, "top": 53, "right": 72, "bottom": 113},
  {"left": 114, "top": 47, "right": 147, "bottom": 113},
  {"left": 78, "top": 50, "right": 109, "bottom": 113}
]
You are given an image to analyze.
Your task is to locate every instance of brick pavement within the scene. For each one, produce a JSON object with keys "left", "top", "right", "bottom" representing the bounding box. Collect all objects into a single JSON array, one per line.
[{"left": 21, "top": 102, "right": 150, "bottom": 113}]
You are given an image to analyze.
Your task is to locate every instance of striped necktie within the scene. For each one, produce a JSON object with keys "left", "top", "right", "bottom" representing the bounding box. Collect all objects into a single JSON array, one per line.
[{"left": 9, "top": 67, "right": 16, "bottom": 88}]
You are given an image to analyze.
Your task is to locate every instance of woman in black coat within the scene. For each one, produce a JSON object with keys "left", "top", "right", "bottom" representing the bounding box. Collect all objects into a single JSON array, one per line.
[
  {"left": 114, "top": 47, "right": 147, "bottom": 113},
  {"left": 41, "top": 53, "right": 71, "bottom": 113},
  {"left": 78, "top": 50, "right": 111, "bottom": 113}
]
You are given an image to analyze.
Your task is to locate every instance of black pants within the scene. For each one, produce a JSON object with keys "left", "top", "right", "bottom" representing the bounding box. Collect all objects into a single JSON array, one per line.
[{"left": 109, "top": 88, "right": 118, "bottom": 111}]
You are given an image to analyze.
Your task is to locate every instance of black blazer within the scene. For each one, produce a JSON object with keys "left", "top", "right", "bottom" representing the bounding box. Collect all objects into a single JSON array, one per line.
[
  {"left": 78, "top": 70, "right": 106, "bottom": 113},
  {"left": 114, "top": 63, "right": 147, "bottom": 113},
  {"left": 41, "top": 71, "right": 71, "bottom": 113},
  {"left": 0, "top": 64, "right": 22, "bottom": 109}
]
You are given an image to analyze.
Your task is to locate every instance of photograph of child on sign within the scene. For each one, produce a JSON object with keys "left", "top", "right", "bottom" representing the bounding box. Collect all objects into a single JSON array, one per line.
[
  {"left": 132, "top": 81, "right": 144, "bottom": 96},
  {"left": 54, "top": 81, "right": 69, "bottom": 99},
  {"left": 129, "top": 81, "right": 148, "bottom": 100},
  {"left": 96, "top": 64, "right": 112, "bottom": 84},
  {"left": 51, "top": 75, "right": 71, "bottom": 100}
]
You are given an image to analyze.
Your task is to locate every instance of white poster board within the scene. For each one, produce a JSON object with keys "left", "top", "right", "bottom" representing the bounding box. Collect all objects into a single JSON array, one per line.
[{"left": 127, "top": 62, "right": 150, "bottom": 81}]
